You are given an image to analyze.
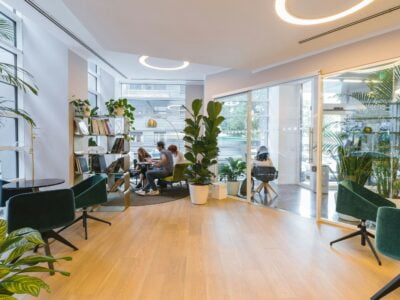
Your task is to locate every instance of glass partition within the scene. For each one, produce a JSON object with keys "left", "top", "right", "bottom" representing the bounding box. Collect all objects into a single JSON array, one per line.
[{"left": 321, "top": 61, "right": 400, "bottom": 223}]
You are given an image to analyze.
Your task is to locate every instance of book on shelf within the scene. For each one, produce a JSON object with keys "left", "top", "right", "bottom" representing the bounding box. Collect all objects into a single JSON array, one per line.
[
  {"left": 74, "top": 118, "right": 89, "bottom": 135},
  {"left": 90, "top": 118, "right": 113, "bottom": 136},
  {"left": 91, "top": 154, "right": 107, "bottom": 173},
  {"left": 75, "top": 156, "right": 89, "bottom": 174},
  {"left": 110, "top": 138, "right": 126, "bottom": 153}
]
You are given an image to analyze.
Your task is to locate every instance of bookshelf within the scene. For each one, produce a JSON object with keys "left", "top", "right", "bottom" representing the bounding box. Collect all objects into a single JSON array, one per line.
[{"left": 73, "top": 115, "right": 131, "bottom": 209}]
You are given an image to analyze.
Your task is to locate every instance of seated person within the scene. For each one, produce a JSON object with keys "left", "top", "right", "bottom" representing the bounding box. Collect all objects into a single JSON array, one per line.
[
  {"left": 167, "top": 144, "right": 185, "bottom": 165},
  {"left": 136, "top": 141, "right": 173, "bottom": 196},
  {"left": 253, "top": 145, "right": 273, "bottom": 167},
  {"left": 134, "top": 147, "right": 152, "bottom": 189}
]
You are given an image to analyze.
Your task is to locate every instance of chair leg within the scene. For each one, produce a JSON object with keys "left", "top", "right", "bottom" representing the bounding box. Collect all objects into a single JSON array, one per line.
[
  {"left": 42, "top": 236, "right": 54, "bottom": 276},
  {"left": 86, "top": 214, "right": 112, "bottom": 226},
  {"left": 83, "top": 211, "right": 88, "bottom": 240},
  {"left": 330, "top": 221, "right": 382, "bottom": 265},
  {"left": 44, "top": 230, "right": 78, "bottom": 251},
  {"left": 371, "top": 274, "right": 400, "bottom": 300},
  {"left": 57, "top": 215, "right": 83, "bottom": 234},
  {"left": 330, "top": 230, "right": 362, "bottom": 246},
  {"left": 364, "top": 232, "right": 382, "bottom": 266}
]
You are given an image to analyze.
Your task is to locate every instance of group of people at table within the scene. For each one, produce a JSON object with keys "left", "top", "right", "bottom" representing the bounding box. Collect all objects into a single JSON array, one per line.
[{"left": 133, "top": 141, "right": 185, "bottom": 196}]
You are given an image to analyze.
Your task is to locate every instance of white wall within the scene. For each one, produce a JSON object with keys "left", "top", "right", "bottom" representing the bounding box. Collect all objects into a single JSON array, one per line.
[
  {"left": 99, "top": 69, "right": 115, "bottom": 112},
  {"left": 205, "top": 29, "right": 400, "bottom": 101},
  {"left": 22, "top": 18, "right": 70, "bottom": 188}
]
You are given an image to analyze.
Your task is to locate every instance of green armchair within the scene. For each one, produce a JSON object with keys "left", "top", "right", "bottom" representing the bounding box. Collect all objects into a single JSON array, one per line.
[
  {"left": 161, "top": 163, "right": 190, "bottom": 190},
  {"left": 371, "top": 207, "right": 400, "bottom": 299},
  {"left": 330, "top": 180, "right": 395, "bottom": 265},
  {"left": 59, "top": 175, "right": 111, "bottom": 240}
]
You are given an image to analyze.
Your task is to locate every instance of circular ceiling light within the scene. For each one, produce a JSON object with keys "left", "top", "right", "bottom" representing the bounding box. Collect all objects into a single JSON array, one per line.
[
  {"left": 139, "top": 56, "right": 190, "bottom": 71},
  {"left": 275, "top": 0, "right": 374, "bottom": 25}
]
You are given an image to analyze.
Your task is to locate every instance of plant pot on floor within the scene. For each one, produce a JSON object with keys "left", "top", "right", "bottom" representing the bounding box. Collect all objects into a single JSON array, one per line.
[
  {"left": 226, "top": 181, "right": 240, "bottom": 196},
  {"left": 189, "top": 184, "right": 209, "bottom": 205},
  {"left": 115, "top": 107, "right": 125, "bottom": 116}
]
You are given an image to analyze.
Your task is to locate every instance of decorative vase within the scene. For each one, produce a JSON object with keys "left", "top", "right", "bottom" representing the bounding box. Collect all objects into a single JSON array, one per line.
[
  {"left": 189, "top": 184, "right": 209, "bottom": 205},
  {"left": 83, "top": 106, "right": 91, "bottom": 117},
  {"left": 226, "top": 181, "right": 240, "bottom": 196},
  {"left": 115, "top": 107, "right": 125, "bottom": 117}
]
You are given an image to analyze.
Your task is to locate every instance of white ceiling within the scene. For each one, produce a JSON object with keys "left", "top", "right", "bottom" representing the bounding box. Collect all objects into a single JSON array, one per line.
[
  {"left": 9, "top": 0, "right": 400, "bottom": 81},
  {"left": 61, "top": 0, "right": 400, "bottom": 72}
]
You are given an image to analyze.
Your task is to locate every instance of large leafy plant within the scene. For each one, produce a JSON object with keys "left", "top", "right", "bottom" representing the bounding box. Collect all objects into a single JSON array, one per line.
[
  {"left": 0, "top": 220, "right": 71, "bottom": 299},
  {"left": 184, "top": 99, "right": 224, "bottom": 185},
  {"left": 219, "top": 158, "right": 246, "bottom": 181}
]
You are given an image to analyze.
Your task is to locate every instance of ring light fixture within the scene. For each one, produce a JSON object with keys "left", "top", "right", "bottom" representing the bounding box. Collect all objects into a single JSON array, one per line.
[
  {"left": 275, "top": 0, "right": 374, "bottom": 25},
  {"left": 139, "top": 56, "right": 190, "bottom": 71}
]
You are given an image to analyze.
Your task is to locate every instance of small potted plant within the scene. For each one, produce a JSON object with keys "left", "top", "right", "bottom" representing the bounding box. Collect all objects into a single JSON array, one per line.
[
  {"left": 105, "top": 98, "right": 135, "bottom": 125},
  {"left": 219, "top": 158, "right": 246, "bottom": 196},
  {"left": 183, "top": 99, "right": 224, "bottom": 204},
  {"left": 72, "top": 98, "right": 91, "bottom": 117}
]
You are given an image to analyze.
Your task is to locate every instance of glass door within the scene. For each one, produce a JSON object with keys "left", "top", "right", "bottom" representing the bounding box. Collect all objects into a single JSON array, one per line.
[{"left": 320, "top": 60, "right": 400, "bottom": 224}]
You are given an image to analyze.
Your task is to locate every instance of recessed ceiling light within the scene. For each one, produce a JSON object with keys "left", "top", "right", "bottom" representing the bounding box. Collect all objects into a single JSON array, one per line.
[
  {"left": 139, "top": 56, "right": 190, "bottom": 71},
  {"left": 275, "top": 0, "right": 374, "bottom": 25}
]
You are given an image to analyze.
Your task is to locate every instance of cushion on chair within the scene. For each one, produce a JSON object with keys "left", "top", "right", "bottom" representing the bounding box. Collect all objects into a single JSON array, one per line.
[
  {"left": 336, "top": 180, "right": 395, "bottom": 221},
  {"left": 7, "top": 189, "right": 76, "bottom": 233},
  {"left": 72, "top": 175, "right": 108, "bottom": 209},
  {"left": 376, "top": 207, "right": 400, "bottom": 261},
  {"left": 163, "top": 163, "right": 190, "bottom": 183}
]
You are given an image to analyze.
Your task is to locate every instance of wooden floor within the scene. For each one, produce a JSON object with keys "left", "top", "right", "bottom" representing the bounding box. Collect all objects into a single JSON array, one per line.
[{"left": 24, "top": 198, "right": 400, "bottom": 300}]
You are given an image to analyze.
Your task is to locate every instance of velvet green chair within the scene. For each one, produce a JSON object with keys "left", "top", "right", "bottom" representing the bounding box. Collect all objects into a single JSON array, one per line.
[
  {"left": 0, "top": 179, "right": 32, "bottom": 207},
  {"left": 7, "top": 189, "right": 78, "bottom": 273},
  {"left": 330, "top": 180, "right": 395, "bottom": 265},
  {"left": 59, "top": 175, "right": 111, "bottom": 240},
  {"left": 161, "top": 163, "right": 190, "bottom": 190},
  {"left": 371, "top": 207, "right": 400, "bottom": 299}
]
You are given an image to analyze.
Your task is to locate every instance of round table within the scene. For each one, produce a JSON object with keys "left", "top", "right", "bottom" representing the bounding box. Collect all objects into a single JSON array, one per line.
[{"left": 2, "top": 178, "right": 65, "bottom": 192}]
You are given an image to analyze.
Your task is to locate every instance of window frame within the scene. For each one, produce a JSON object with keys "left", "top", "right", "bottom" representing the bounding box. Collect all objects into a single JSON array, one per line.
[
  {"left": 88, "top": 61, "right": 100, "bottom": 108},
  {"left": 0, "top": 5, "right": 24, "bottom": 180}
]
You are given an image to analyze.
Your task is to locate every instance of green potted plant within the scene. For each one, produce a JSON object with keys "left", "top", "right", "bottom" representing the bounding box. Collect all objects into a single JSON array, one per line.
[
  {"left": 0, "top": 220, "right": 71, "bottom": 299},
  {"left": 183, "top": 99, "right": 224, "bottom": 204},
  {"left": 72, "top": 98, "right": 91, "bottom": 117},
  {"left": 106, "top": 98, "right": 135, "bottom": 119},
  {"left": 219, "top": 158, "right": 246, "bottom": 196}
]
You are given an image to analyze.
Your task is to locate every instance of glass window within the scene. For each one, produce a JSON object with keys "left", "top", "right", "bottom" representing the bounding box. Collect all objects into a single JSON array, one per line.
[
  {"left": 0, "top": 117, "right": 16, "bottom": 146},
  {"left": 321, "top": 61, "right": 400, "bottom": 223},
  {"left": 88, "top": 61, "right": 97, "bottom": 74},
  {"left": 88, "top": 73, "right": 97, "bottom": 92},
  {"left": 0, "top": 151, "right": 17, "bottom": 179},
  {"left": 0, "top": 12, "right": 16, "bottom": 46},
  {"left": 88, "top": 92, "right": 97, "bottom": 108}
]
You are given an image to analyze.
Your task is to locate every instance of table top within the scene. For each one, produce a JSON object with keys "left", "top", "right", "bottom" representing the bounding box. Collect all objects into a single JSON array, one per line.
[{"left": 2, "top": 178, "right": 65, "bottom": 190}]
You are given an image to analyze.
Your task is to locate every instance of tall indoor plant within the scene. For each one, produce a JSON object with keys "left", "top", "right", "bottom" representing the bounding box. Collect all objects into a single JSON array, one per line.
[
  {"left": 219, "top": 157, "right": 246, "bottom": 196},
  {"left": 183, "top": 99, "right": 224, "bottom": 204}
]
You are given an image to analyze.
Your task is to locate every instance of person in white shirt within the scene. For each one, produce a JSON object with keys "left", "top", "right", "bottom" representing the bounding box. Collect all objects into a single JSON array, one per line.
[
  {"left": 253, "top": 145, "right": 273, "bottom": 166},
  {"left": 168, "top": 144, "right": 185, "bottom": 165}
]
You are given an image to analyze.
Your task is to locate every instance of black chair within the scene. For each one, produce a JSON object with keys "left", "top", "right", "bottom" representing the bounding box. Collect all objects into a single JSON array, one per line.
[
  {"left": 253, "top": 166, "right": 279, "bottom": 200},
  {"left": 7, "top": 189, "right": 78, "bottom": 273},
  {"left": 0, "top": 179, "right": 32, "bottom": 207},
  {"left": 59, "top": 175, "right": 110, "bottom": 240}
]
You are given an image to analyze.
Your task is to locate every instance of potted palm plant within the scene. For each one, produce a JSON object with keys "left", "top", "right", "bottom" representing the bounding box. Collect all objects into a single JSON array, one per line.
[
  {"left": 219, "top": 158, "right": 246, "bottom": 196},
  {"left": 183, "top": 99, "right": 224, "bottom": 204}
]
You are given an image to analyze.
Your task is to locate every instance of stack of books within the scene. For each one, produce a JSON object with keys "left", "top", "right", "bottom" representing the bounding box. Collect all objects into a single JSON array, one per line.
[
  {"left": 91, "top": 119, "right": 114, "bottom": 135},
  {"left": 110, "top": 138, "right": 126, "bottom": 153}
]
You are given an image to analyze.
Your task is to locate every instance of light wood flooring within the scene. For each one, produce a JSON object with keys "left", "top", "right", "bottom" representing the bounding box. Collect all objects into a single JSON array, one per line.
[{"left": 24, "top": 198, "right": 400, "bottom": 300}]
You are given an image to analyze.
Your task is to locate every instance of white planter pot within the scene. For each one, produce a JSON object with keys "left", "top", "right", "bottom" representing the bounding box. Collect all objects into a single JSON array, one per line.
[
  {"left": 189, "top": 184, "right": 209, "bottom": 205},
  {"left": 115, "top": 107, "right": 125, "bottom": 116},
  {"left": 227, "top": 181, "right": 240, "bottom": 196}
]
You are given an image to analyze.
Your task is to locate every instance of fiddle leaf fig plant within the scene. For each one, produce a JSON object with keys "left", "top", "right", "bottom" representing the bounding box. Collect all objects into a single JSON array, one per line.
[
  {"left": 0, "top": 220, "right": 71, "bottom": 299},
  {"left": 184, "top": 99, "right": 224, "bottom": 185},
  {"left": 105, "top": 98, "right": 135, "bottom": 129}
]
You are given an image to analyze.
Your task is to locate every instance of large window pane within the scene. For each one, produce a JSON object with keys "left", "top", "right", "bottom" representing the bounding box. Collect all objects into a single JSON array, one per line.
[
  {"left": 0, "top": 13, "right": 16, "bottom": 46},
  {"left": 88, "top": 73, "right": 97, "bottom": 92},
  {"left": 0, "top": 151, "right": 17, "bottom": 179},
  {"left": 88, "top": 92, "right": 97, "bottom": 108},
  {"left": 322, "top": 62, "right": 400, "bottom": 223},
  {"left": 0, "top": 117, "right": 16, "bottom": 146}
]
